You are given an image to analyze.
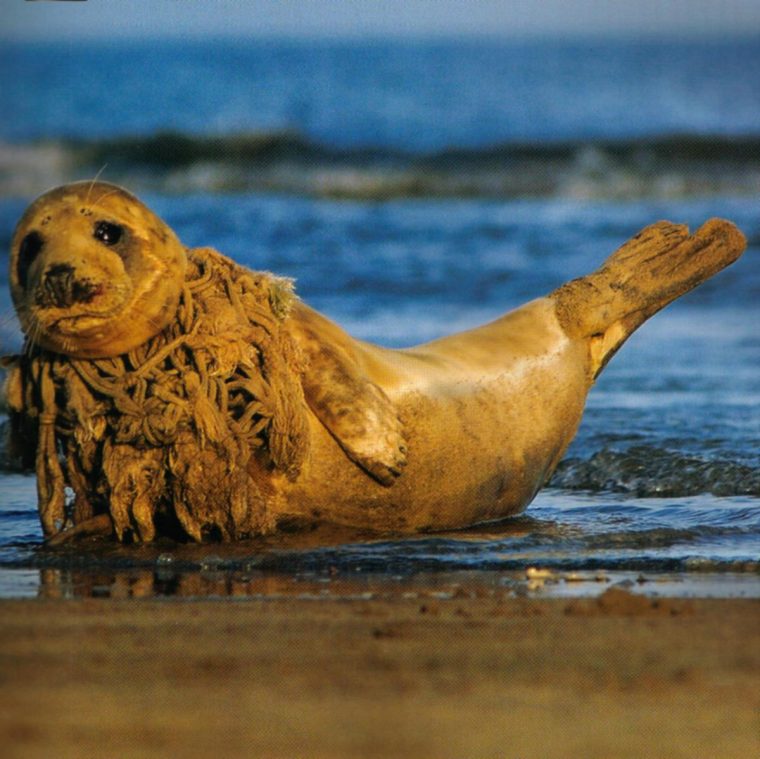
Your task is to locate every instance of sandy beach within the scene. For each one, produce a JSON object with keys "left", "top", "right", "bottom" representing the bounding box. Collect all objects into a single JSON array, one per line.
[{"left": 1, "top": 588, "right": 757, "bottom": 759}]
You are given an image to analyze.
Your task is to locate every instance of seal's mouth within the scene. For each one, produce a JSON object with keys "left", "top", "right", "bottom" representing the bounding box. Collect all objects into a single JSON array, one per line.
[
  {"left": 34, "top": 292, "right": 130, "bottom": 338},
  {"left": 46, "top": 299, "right": 133, "bottom": 334}
]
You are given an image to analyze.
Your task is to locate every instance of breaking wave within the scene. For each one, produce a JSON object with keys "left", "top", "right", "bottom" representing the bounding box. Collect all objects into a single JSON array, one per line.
[
  {"left": 549, "top": 445, "right": 760, "bottom": 497},
  {"left": 2, "top": 131, "right": 760, "bottom": 200}
]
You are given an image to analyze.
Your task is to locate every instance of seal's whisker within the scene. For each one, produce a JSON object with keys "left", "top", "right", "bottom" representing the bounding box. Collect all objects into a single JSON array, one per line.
[
  {"left": 145, "top": 313, "right": 172, "bottom": 334},
  {"left": 88, "top": 188, "right": 122, "bottom": 211},
  {"left": 0, "top": 307, "right": 22, "bottom": 331},
  {"left": 29, "top": 320, "right": 41, "bottom": 347},
  {"left": 84, "top": 166, "right": 109, "bottom": 207},
  {"left": 23, "top": 323, "right": 40, "bottom": 356},
  {"left": 59, "top": 335, "right": 75, "bottom": 355}
]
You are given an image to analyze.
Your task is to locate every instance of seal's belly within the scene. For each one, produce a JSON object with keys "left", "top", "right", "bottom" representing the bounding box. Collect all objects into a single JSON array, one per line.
[{"left": 281, "top": 302, "right": 591, "bottom": 532}]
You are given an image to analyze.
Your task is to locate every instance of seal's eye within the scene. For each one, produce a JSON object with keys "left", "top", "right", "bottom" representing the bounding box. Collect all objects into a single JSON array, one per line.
[
  {"left": 17, "top": 231, "right": 44, "bottom": 289},
  {"left": 93, "top": 221, "right": 124, "bottom": 246}
]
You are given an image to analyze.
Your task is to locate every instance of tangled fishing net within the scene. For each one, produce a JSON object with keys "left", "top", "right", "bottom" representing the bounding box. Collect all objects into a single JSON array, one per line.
[{"left": 4, "top": 248, "right": 311, "bottom": 542}]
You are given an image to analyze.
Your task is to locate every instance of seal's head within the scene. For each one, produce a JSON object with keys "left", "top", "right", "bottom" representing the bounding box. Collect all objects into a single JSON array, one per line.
[{"left": 9, "top": 181, "right": 187, "bottom": 358}]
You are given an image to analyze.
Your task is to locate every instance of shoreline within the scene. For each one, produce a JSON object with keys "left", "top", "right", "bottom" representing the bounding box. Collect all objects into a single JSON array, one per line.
[
  {"left": 1, "top": 590, "right": 758, "bottom": 758},
  {"left": 1, "top": 565, "right": 759, "bottom": 601}
]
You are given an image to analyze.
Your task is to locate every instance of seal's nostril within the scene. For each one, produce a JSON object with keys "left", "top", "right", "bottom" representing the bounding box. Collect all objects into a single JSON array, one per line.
[
  {"left": 46, "top": 263, "right": 76, "bottom": 279},
  {"left": 73, "top": 281, "right": 102, "bottom": 304}
]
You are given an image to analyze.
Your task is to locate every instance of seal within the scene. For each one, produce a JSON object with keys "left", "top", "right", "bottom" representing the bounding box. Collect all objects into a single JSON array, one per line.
[{"left": 4, "top": 182, "right": 746, "bottom": 543}]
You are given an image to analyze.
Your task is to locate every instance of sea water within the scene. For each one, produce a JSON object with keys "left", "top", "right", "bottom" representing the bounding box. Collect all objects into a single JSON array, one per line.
[{"left": 0, "top": 39, "right": 758, "bottom": 597}]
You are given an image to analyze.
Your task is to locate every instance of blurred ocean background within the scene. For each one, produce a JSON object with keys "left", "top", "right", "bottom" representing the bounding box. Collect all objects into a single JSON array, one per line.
[{"left": 0, "top": 38, "right": 758, "bottom": 597}]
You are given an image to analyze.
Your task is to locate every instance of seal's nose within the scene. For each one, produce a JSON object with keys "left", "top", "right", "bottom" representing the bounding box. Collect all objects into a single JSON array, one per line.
[
  {"left": 42, "top": 264, "right": 76, "bottom": 308},
  {"left": 40, "top": 264, "right": 100, "bottom": 308}
]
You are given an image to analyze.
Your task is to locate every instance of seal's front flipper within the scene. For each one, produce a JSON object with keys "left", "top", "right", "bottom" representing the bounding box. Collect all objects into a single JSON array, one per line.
[
  {"left": 303, "top": 361, "right": 408, "bottom": 486},
  {"left": 289, "top": 303, "right": 407, "bottom": 486}
]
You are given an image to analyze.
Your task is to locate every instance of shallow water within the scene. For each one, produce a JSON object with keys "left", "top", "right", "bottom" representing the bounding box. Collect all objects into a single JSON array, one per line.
[{"left": 0, "top": 39, "right": 758, "bottom": 598}]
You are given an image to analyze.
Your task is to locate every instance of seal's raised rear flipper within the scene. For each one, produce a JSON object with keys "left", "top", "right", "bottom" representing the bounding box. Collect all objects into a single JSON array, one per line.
[
  {"left": 289, "top": 302, "right": 407, "bottom": 486},
  {"left": 552, "top": 219, "right": 746, "bottom": 378}
]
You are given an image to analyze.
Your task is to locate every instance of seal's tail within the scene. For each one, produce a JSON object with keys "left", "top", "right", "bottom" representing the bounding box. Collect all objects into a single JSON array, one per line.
[{"left": 552, "top": 218, "right": 746, "bottom": 378}]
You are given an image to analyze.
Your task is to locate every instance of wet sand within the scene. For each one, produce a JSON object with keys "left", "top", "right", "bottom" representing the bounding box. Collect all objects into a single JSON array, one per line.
[{"left": 1, "top": 588, "right": 758, "bottom": 759}]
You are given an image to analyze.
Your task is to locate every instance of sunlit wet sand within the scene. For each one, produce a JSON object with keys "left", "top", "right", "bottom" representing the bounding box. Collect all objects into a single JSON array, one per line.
[{"left": 1, "top": 590, "right": 758, "bottom": 759}]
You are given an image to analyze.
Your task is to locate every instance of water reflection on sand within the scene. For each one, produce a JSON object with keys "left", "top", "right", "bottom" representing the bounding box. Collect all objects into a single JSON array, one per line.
[{"left": 4, "top": 565, "right": 752, "bottom": 602}]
